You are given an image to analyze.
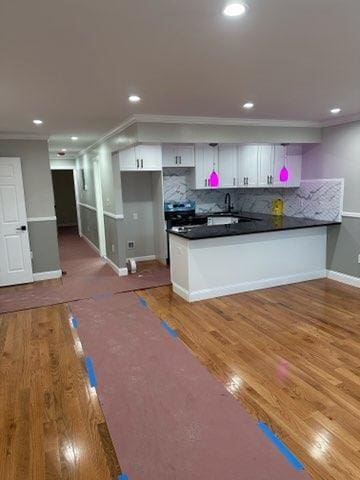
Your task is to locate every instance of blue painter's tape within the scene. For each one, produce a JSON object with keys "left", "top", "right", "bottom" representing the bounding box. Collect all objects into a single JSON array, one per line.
[
  {"left": 161, "top": 320, "right": 178, "bottom": 338},
  {"left": 258, "top": 422, "right": 304, "bottom": 471},
  {"left": 85, "top": 356, "right": 98, "bottom": 388},
  {"left": 138, "top": 297, "right": 148, "bottom": 307},
  {"left": 71, "top": 316, "right": 79, "bottom": 328},
  {"left": 118, "top": 474, "right": 129, "bottom": 480}
]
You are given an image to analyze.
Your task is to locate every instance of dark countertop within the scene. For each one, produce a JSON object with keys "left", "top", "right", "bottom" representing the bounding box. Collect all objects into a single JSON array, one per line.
[{"left": 167, "top": 211, "right": 341, "bottom": 240}]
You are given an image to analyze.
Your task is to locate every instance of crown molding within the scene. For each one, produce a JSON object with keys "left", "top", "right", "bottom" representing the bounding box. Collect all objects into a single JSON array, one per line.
[
  {"left": 132, "top": 114, "right": 322, "bottom": 128},
  {"left": 0, "top": 133, "right": 49, "bottom": 140},
  {"left": 77, "top": 115, "right": 137, "bottom": 157},
  {"left": 321, "top": 112, "right": 360, "bottom": 128}
]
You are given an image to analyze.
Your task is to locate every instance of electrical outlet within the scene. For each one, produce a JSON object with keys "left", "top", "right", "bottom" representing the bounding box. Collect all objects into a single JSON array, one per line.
[
  {"left": 358, "top": 254, "right": 360, "bottom": 264},
  {"left": 128, "top": 241, "right": 135, "bottom": 249},
  {"left": 133, "top": 212, "right": 138, "bottom": 220},
  {"left": 111, "top": 244, "right": 115, "bottom": 253}
]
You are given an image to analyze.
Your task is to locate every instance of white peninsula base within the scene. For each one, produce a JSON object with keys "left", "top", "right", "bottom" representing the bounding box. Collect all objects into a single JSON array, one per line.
[{"left": 169, "top": 227, "right": 327, "bottom": 302}]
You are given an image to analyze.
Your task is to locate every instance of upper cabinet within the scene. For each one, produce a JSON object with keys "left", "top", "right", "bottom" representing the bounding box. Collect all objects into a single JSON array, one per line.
[
  {"left": 192, "top": 144, "right": 219, "bottom": 189},
  {"left": 238, "top": 145, "right": 259, "bottom": 187},
  {"left": 162, "top": 145, "right": 195, "bottom": 167},
  {"left": 218, "top": 145, "right": 237, "bottom": 188},
  {"left": 258, "top": 145, "right": 274, "bottom": 187},
  {"left": 119, "top": 145, "right": 162, "bottom": 171}
]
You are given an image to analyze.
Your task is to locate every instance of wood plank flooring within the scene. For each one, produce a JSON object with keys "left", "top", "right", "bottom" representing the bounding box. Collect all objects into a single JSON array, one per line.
[
  {"left": 138, "top": 279, "right": 360, "bottom": 480},
  {"left": 0, "top": 303, "right": 121, "bottom": 480}
]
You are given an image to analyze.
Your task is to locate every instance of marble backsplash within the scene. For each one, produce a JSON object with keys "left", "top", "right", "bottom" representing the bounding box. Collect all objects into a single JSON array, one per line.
[{"left": 163, "top": 168, "right": 343, "bottom": 221}]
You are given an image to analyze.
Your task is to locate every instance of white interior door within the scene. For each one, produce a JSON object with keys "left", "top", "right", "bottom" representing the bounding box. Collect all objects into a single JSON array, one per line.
[
  {"left": 0, "top": 157, "right": 33, "bottom": 286},
  {"left": 93, "top": 161, "right": 106, "bottom": 257}
]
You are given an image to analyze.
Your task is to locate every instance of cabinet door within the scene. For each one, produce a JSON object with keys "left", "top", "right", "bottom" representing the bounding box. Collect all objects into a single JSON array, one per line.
[
  {"left": 273, "top": 145, "right": 286, "bottom": 187},
  {"left": 238, "top": 145, "right": 258, "bottom": 187},
  {"left": 286, "top": 155, "right": 302, "bottom": 187},
  {"left": 218, "top": 145, "right": 237, "bottom": 188},
  {"left": 136, "top": 145, "right": 162, "bottom": 171},
  {"left": 258, "top": 145, "right": 274, "bottom": 187},
  {"left": 194, "top": 144, "right": 218, "bottom": 189},
  {"left": 176, "top": 145, "right": 195, "bottom": 167},
  {"left": 119, "top": 147, "right": 136, "bottom": 171},
  {"left": 162, "top": 145, "right": 176, "bottom": 167}
]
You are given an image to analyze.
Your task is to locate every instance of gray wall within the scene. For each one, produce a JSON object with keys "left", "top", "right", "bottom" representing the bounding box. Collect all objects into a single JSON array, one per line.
[
  {"left": 79, "top": 205, "right": 99, "bottom": 248},
  {"left": 121, "top": 172, "right": 155, "bottom": 259},
  {"left": 302, "top": 121, "right": 360, "bottom": 277},
  {"left": 0, "top": 140, "right": 60, "bottom": 273}
]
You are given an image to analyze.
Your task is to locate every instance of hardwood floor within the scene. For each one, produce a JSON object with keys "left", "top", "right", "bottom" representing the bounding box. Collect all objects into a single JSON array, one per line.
[
  {"left": 138, "top": 279, "right": 360, "bottom": 480},
  {"left": 0, "top": 303, "right": 121, "bottom": 480}
]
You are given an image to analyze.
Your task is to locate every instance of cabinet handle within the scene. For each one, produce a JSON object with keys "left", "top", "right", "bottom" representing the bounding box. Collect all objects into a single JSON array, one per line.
[
  {"left": 233, "top": 177, "right": 235, "bottom": 186},
  {"left": 205, "top": 178, "right": 208, "bottom": 187},
  {"left": 244, "top": 177, "right": 246, "bottom": 186},
  {"left": 141, "top": 158, "right": 143, "bottom": 169},
  {"left": 246, "top": 177, "right": 249, "bottom": 185},
  {"left": 270, "top": 175, "right": 273, "bottom": 184},
  {"left": 136, "top": 158, "right": 139, "bottom": 169},
  {"left": 179, "top": 156, "right": 182, "bottom": 165},
  {"left": 175, "top": 156, "right": 177, "bottom": 165}
]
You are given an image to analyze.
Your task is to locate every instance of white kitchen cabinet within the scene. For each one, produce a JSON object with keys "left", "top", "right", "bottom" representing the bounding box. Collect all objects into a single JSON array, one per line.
[
  {"left": 237, "top": 145, "right": 258, "bottom": 187},
  {"left": 218, "top": 145, "right": 238, "bottom": 188},
  {"left": 192, "top": 144, "right": 219, "bottom": 189},
  {"left": 258, "top": 145, "right": 274, "bottom": 187},
  {"left": 162, "top": 145, "right": 195, "bottom": 167},
  {"left": 273, "top": 145, "right": 302, "bottom": 187},
  {"left": 119, "top": 145, "right": 162, "bottom": 171}
]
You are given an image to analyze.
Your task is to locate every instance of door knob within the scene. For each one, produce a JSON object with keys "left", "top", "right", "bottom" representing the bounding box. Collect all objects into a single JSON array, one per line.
[{"left": 16, "top": 225, "right": 27, "bottom": 231}]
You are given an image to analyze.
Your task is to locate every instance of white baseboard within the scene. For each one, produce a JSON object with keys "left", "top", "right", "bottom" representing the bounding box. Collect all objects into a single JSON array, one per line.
[
  {"left": 80, "top": 233, "right": 100, "bottom": 255},
  {"left": 127, "top": 255, "right": 156, "bottom": 262},
  {"left": 327, "top": 270, "right": 360, "bottom": 288},
  {"left": 173, "top": 270, "right": 327, "bottom": 302},
  {"left": 33, "top": 269, "right": 62, "bottom": 281},
  {"left": 105, "top": 256, "right": 128, "bottom": 276}
]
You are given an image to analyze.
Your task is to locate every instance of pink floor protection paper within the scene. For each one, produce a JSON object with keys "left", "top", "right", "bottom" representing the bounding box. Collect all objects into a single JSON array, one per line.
[
  {"left": 71, "top": 292, "right": 311, "bottom": 480},
  {"left": 0, "top": 228, "right": 170, "bottom": 314}
]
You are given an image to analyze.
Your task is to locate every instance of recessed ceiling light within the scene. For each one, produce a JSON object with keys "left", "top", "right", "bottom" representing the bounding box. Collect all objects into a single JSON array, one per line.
[
  {"left": 330, "top": 107, "right": 341, "bottom": 115},
  {"left": 33, "top": 119, "right": 43, "bottom": 125},
  {"left": 243, "top": 102, "right": 254, "bottom": 109},
  {"left": 61, "top": 148, "right": 67, "bottom": 152},
  {"left": 128, "top": 95, "right": 141, "bottom": 103},
  {"left": 71, "top": 136, "right": 78, "bottom": 141},
  {"left": 223, "top": 3, "right": 247, "bottom": 17}
]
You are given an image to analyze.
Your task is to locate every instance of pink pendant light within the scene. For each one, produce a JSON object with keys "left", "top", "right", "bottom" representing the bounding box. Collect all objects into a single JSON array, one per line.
[
  {"left": 208, "top": 143, "right": 220, "bottom": 187},
  {"left": 279, "top": 143, "right": 289, "bottom": 183},
  {"left": 279, "top": 166, "right": 289, "bottom": 182}
]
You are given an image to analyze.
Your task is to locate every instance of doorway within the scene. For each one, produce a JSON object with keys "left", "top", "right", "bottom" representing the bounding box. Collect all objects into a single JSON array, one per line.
[{"left": 51, "top": 170, "right": 78, "bottom": 230}]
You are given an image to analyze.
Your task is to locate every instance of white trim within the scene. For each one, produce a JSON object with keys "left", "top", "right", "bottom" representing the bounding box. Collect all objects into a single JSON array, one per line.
[
  {"left": 78, "top": 115, "right": 138, "bottom": 156},
  {"left": 27, "top": 216, "right": 57, "bottom": 222},
  {"left": 78, "top": 202, "right": 97, "bottom": 212},
  {"left": 327, "top": 270, "right": 360, "bottom": 288},
  {"left": 322, "top": 112, "right": 360, "bottom": 128},
  {"left": 93, "top": 160, "right": 106, "bottom": 257},
  {"left": 103, "top": 210, "right": 124, "bottom": 220},
  {"left": 342, "top": 211, "right": 360, "bottom": 219},
  {"left": 105, "top": 256, "right": 128, "bottom": 276},
  {"left": 173, "top": 270, "right": 327, "bottom": 302},
  {"left": 132, "top": 114, "right": 321, "bottom": 128},
  {"left": 33, "top": 269, "right": 62, "bottom": 281},
  {"left": 0, "top": 133, "right": 49, "bottom": 140},
  {"left": 127, "top": 255, "right": 156, "bottom": 262},
  {"left": 80, "top": 233, "right": 100, "bottom": 254}
]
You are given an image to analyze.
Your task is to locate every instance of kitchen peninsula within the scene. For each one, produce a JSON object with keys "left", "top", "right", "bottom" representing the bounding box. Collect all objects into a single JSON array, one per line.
[{"left": 168, "top": 212, "right": 340, "bottom": 302}]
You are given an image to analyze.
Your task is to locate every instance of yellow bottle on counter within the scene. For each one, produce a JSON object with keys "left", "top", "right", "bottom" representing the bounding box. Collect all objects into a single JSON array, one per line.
[{"left": 272, "top": 198, "right": 284, "bottom": 216}]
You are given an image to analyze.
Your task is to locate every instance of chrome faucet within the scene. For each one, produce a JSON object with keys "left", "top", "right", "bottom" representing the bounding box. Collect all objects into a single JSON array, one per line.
[{"left": 224, "top": 193, "right": 233, "bottom": 213}]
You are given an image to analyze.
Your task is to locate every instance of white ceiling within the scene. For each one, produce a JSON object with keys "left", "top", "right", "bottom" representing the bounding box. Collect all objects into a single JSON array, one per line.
[{"left": 1, "top": 0, "right": 359, "bottom": 157}]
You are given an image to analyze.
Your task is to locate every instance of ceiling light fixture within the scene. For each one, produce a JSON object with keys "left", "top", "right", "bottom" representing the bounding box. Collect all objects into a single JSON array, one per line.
[
  {"left": 129, "top": 95, "right": 141, "bottom": 103},
  {"left": 61, "top": 148, "right": 67, "bottom": 152},
  {"left": 330, "top": 107, "right": 341, "bottom": 115},
  {"left": 33, "top": 119, "right": 43, "bottom": 125},
  {"left": 71, "top": 136, "right": 78, "bottom": 141},
  {"left": 243, "top": 102, "right": 254, "bottom": 109},
  {"left": 223, "top": 3, "right": 247, "bottom": 17}
]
